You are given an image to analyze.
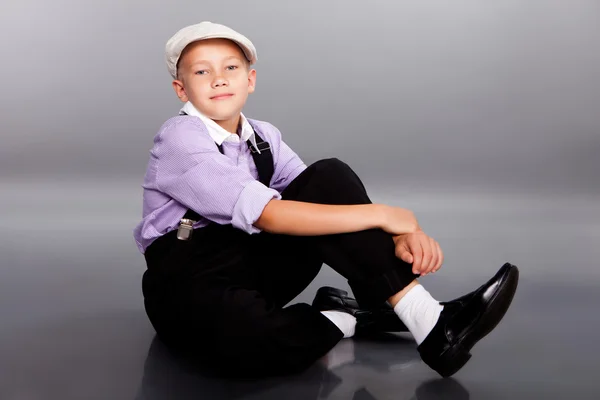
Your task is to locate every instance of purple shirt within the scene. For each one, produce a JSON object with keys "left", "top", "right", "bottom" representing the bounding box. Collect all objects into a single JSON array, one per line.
[{"left": 132, "top": 115, "right": 307, "bottom": 254}]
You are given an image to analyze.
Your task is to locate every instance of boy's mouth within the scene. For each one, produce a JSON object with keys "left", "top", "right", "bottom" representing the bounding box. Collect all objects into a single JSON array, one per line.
[{"left": 211, "top": 93, "right": 234, "bottom": 100}]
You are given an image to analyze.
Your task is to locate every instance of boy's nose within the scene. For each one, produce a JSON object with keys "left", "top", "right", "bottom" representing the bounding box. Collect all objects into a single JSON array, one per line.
[{"left": 213, "top": 77, "right": 228, "bottom": 87}]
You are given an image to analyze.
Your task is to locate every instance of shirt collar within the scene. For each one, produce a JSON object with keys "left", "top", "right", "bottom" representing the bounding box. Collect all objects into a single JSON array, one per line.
[{"left": 179, "top": 102, "right": 260, "bottom": 152}]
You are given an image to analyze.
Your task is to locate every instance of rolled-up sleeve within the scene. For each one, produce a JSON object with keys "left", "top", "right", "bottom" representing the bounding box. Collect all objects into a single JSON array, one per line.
[{"left": 154, "top": 118, "right": 281, "bottom": 234}]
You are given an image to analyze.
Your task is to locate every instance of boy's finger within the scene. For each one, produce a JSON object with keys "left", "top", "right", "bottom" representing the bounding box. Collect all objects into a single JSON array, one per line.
[
  {"left": 395, "top": 241, "right": 410, "bottom": 262},
  {"left": 432, "top": 241, "right": 443, "bottom": 273},
  {"left": 420, "top": 238, "right": 433, "bottom": 275},
  {"left": 410, "top": 238, "right": 423, "bottom": 274},
  {"left": 400, "top": 251, "right": 413, "bottom": 264},
  {"left": 425, "top": 237, "right": 439, "bottom": 274}
]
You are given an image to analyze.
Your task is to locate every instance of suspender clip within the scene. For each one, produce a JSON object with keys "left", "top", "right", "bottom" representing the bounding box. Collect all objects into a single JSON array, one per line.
[{"left": 177, "top": 218, "right": 196, "bottom": 241}]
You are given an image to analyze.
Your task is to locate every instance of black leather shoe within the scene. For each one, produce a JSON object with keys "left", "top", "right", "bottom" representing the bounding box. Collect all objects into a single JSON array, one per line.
[
  {"left": 312, "top": 287, "right": 409, "bottom": 335},
  {"left": 417, "top": 262, "right": 519, "bottom": 377}
]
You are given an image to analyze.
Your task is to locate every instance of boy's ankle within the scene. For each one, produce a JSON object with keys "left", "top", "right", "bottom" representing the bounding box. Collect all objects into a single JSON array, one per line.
[{"left": 388, "top": 279, "right": 419, "bottom": 307}]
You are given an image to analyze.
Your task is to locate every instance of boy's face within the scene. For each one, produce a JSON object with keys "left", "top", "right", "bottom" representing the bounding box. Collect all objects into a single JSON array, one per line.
[{"left": 172, "top": 38, "right": 256, "bottom": 131}]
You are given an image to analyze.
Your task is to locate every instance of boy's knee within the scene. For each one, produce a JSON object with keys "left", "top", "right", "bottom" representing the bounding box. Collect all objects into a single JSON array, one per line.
[{"left": 312, "top": 158, "right": 352, "bottom": 177}]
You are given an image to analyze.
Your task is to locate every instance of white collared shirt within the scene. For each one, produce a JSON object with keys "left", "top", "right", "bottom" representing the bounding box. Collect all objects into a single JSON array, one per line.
[{"left": 179, "top": 101, "right": 261, "bottom": 153}]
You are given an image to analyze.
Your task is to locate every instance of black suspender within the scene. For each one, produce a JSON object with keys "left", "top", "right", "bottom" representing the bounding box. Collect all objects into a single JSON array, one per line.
[{"left": 176, "top": 113, "right": 274, "bottom": 240}]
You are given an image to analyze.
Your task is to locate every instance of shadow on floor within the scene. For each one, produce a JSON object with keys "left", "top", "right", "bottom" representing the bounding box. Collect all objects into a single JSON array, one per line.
[{"left": 134, "top": 334, "right": 470, "bottom": 400}]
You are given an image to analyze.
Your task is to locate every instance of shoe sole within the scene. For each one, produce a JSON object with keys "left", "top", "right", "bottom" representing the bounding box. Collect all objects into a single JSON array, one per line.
[{"left": 434, "top": 264, "right": 520, "bottom": 377}]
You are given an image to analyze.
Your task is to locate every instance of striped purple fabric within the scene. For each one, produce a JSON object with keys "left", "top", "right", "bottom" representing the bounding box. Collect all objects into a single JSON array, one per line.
[{"left": 132, "top": 115, "right": 307, "bottom": 254}]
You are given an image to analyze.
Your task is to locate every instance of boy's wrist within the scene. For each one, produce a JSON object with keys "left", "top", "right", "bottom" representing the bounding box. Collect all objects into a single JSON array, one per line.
[{"left": 371, "top": 204, "right": 387, "bottom": 230}]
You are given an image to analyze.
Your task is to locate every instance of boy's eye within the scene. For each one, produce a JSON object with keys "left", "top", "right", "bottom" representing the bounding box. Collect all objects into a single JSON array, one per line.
[{"left": 195, "top": 66, "right": 236, "bottom": 75}]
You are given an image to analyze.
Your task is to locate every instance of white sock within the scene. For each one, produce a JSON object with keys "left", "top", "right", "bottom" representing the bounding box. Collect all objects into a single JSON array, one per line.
[
  {"left": 321, "top": 310, "right": 357, "bottom": 338},
  {"left": 393, "top": 284, "right": 444, "bottom": 345}
]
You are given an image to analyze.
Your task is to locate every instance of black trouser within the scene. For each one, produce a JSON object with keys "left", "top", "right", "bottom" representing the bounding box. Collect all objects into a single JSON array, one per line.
[{"left": 142, "top": 158, "right": 418, "bottom": 378}]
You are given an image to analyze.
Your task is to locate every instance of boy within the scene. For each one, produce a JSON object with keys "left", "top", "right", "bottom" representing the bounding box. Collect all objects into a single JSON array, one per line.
[{"left": 133, "top": 21, "right": 519, "bottom": 379}]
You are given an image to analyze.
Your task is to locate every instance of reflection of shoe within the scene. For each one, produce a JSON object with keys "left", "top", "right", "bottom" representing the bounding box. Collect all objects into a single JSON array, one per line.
[
  {"left": 347, "top": 335, "right": 421, "bottom": 373},
  {"left": 414, "top": 378, "right": 470, "bottom": 400},
  {"left": 417, "top": 263, "right": 519, "bottom": 377},
  {"left": 312, "top": 287, "right": 408, "bottom": 335}
]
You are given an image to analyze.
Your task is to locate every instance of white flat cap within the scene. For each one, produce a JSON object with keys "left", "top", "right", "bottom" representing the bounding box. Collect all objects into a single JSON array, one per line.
[{"left": 165, "top": 21, "right": 258, "bottom": 79}]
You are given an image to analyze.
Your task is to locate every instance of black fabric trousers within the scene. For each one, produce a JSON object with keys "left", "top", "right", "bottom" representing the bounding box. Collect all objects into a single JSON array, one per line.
[{"left": 142, "top": 158, "right": 418, "bottom": 378}]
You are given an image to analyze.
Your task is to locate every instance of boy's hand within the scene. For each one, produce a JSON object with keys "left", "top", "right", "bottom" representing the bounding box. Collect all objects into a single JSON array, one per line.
[
  {"left": 376, "top": 205, "right": 420, "bottom": 235},
  {"left": 392, "top": 231, "right": 444, "bottom": 276}
]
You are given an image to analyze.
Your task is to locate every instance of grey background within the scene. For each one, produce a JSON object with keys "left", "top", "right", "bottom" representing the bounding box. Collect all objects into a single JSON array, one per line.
[
  {"left": 2, "top": 0, "right": 599, "bottom": 194},
  {"left": 1, "top": 1, "right": 599, "bottom": 399}
]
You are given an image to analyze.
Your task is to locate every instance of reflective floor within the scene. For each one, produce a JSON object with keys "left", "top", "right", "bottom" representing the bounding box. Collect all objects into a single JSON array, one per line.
[{"left": 1, "top": 181, "right": 599, "bottom": 399}]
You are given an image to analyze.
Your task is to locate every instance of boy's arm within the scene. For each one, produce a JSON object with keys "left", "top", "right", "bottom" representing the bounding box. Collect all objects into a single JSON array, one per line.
[
  {"left": 252, "top": 123, "right": 418, "bottom": 236},
  {"left": 255, "top": 200, "right": 419, "bottom": 236}
]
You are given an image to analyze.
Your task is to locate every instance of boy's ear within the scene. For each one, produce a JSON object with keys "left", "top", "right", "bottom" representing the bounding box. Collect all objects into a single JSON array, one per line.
[
  {"left": 172, "top": 80, "right": 189, "bottom": 102},
  {"left": 247, "top": 68, "right": 257, "bottom": 94}
]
